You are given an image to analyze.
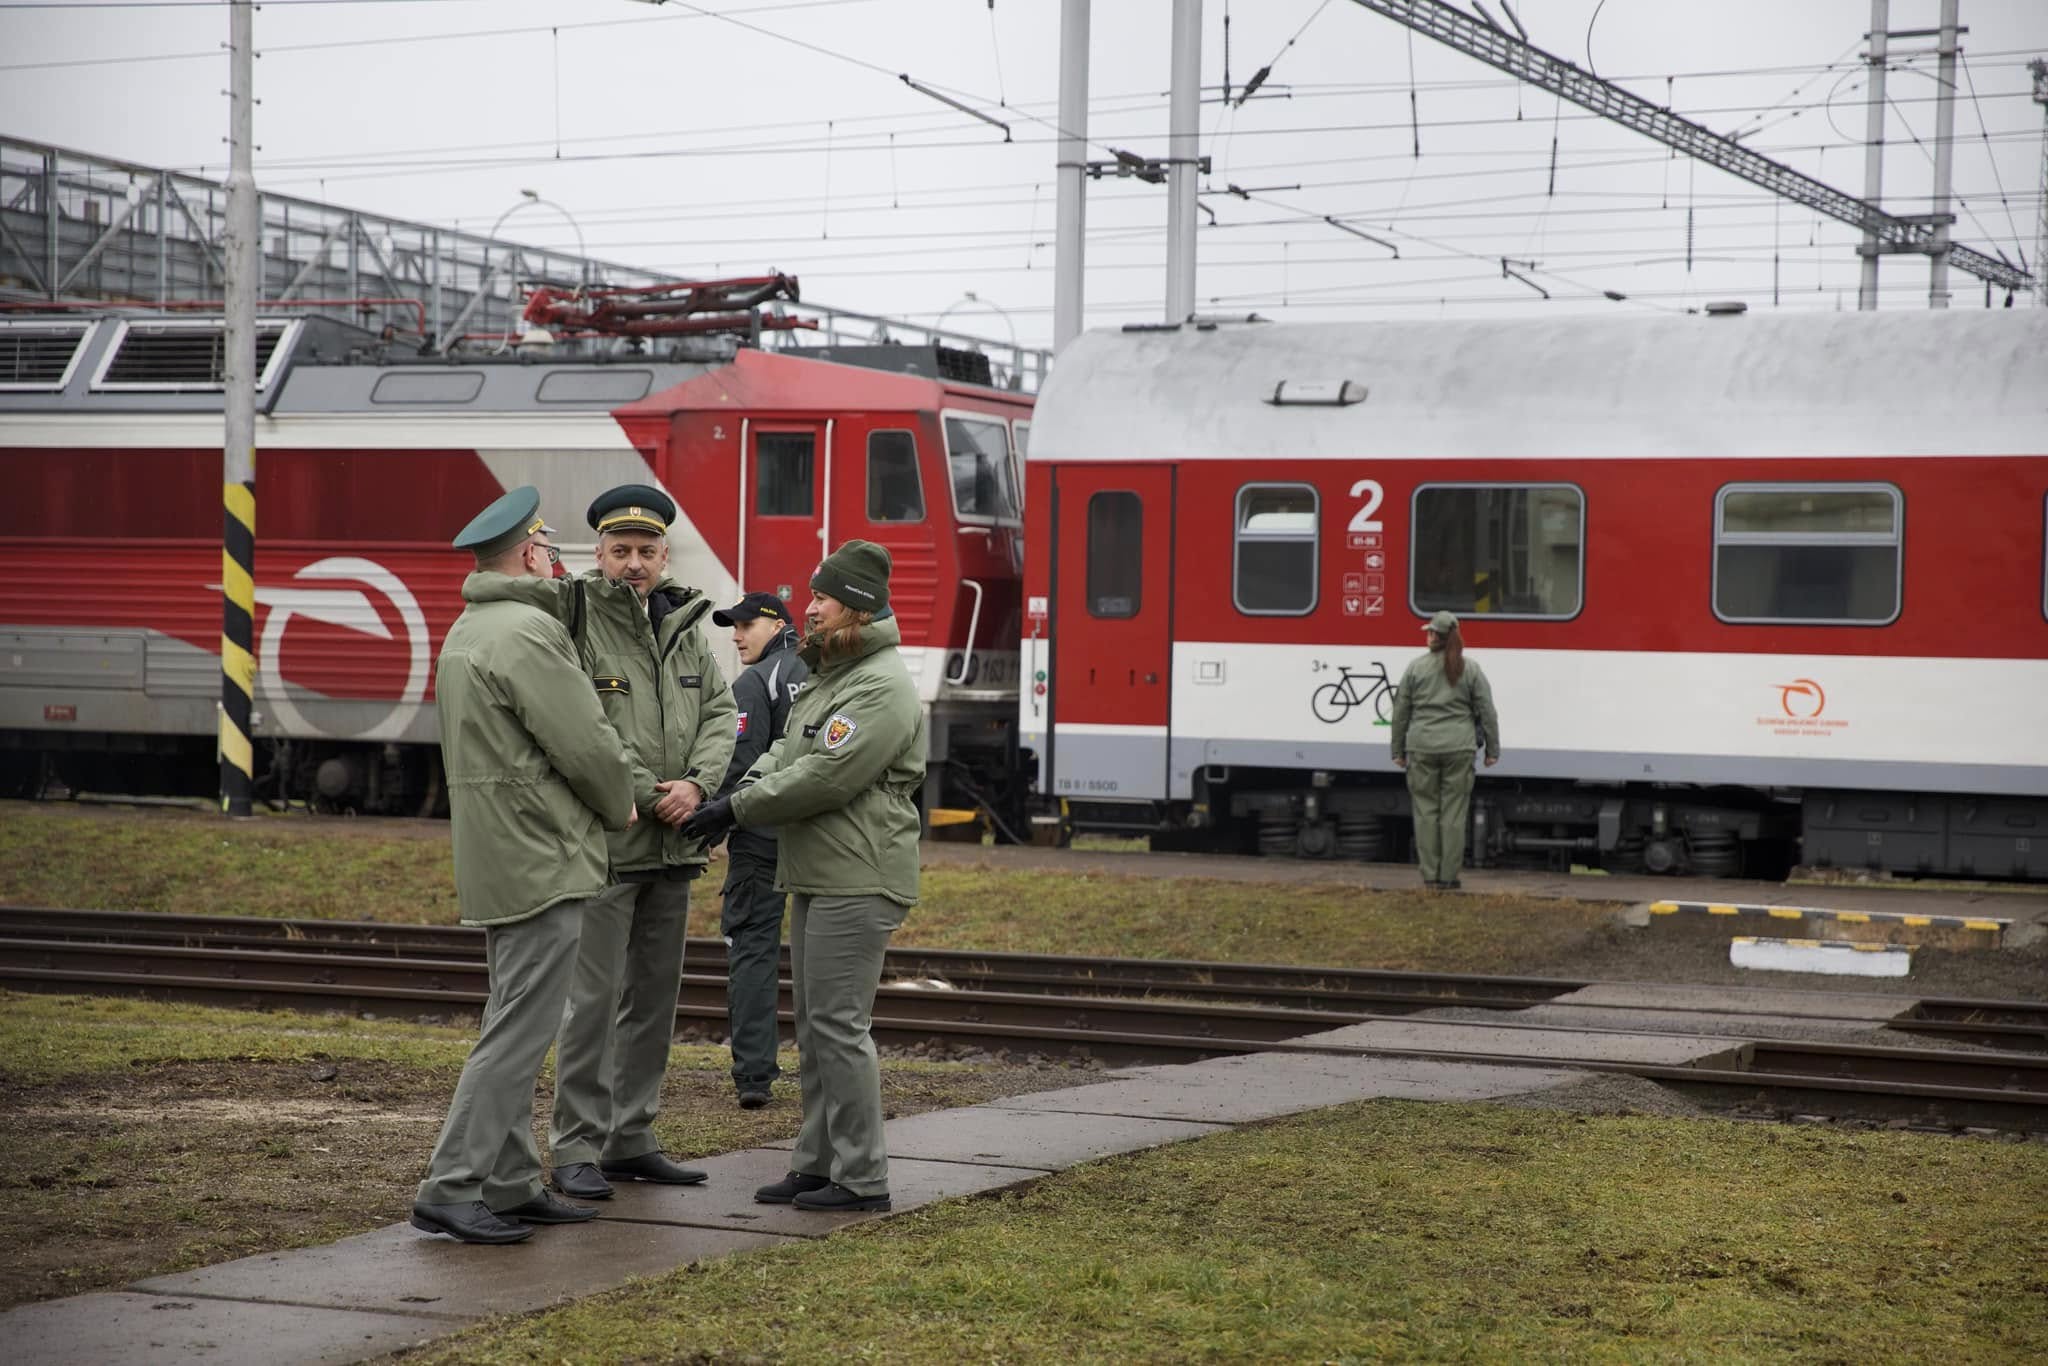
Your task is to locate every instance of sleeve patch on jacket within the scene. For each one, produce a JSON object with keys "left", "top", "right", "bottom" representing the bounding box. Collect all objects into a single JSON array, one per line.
[
  {"left": 677, "top": 674, "right": 703, "bottom": 688},
  {"left": 593, "top": 675, "right": 629, "bottom": 695},
  {"left": 802, "top": 722, "right": 822, "bottom": 739},
  {"left": 823, "top": 714, "right": 857, "bottom": 750},
  {"left": 736, "top": 711, "right": 751, "bottom": 738}
]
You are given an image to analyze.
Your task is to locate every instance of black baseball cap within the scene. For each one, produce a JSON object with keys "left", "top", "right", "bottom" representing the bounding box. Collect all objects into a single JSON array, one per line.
[{"left": 713, "top": 591, "right": 793, "bottom": 627}]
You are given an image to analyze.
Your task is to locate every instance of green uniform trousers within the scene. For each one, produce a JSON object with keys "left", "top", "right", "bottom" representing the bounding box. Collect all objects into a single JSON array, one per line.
[
  {"left": 549, "top": 872, "right": 691, "bottom": 1166},
  {"left": 1406, "top": 750, "right": 1477, "bottom": 884},
  {"left": 721, "top": 841, "right": 787, "bottom": 1092},
  {"left": 417, "top": 898, "right": 588, "bottom": 1208},
  {"left": 788, "top": 892, "right": 908, "bottom": 1197}
]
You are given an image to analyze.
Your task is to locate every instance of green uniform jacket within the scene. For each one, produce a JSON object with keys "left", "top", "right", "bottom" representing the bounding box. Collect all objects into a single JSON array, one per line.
[
  {"left": 1390, "top": 650, "right": 1501, "bottom": 761},
  {"left": 437, "top": 574, "right": 636, "bottom": 927},
  {"left": 729, "top": 613, "right": 927, "bottom": 906},
  {"left": 495, "top": 570, "right": 738, "bottom": 874}
]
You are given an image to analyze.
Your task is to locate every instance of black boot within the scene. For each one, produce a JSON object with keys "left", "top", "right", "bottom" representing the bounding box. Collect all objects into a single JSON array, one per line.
[{"left": 754, "top": 1171, "right": 832, "bottom": 1205}]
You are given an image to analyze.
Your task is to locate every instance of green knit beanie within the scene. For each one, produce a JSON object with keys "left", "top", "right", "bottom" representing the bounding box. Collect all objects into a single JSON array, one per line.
[{"left": 811, "top": 539, "right": 892, "bottom": 611}]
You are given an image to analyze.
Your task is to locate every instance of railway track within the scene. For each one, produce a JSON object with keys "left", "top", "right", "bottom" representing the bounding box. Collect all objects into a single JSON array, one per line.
[{"left": 3, "top": 906, "right": 2044, "bottom": 1131}]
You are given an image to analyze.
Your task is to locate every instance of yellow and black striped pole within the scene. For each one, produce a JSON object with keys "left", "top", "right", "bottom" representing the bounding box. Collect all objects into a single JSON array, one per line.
[
  {"left": 220, "top": 479, "right": 256, "bottom": 816},
  {"left": 221, "top": 0, "right": 258, "bottom": 817}
]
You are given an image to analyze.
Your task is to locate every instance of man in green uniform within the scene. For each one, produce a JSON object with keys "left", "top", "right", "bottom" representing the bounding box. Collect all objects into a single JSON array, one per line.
[
  {"left": 539, "top": 485, "right": 738, "bottom": 1202},
  {"left": 411, "top": 487, "right": 636, "bottom": 1245},
  {"left": 1389, "top": 610, "right": 1501, "bottom": 890}
]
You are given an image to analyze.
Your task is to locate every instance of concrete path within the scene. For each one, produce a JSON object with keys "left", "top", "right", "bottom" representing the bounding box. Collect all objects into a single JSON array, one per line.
[{"left": 6, "top": 1041, "right": 1625, "bottom": 1364}]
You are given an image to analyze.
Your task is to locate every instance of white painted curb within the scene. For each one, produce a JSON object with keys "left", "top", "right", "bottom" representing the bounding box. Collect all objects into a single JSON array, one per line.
[{"left": 1729, "top": 936, "right": 1911, "bottom": 978}]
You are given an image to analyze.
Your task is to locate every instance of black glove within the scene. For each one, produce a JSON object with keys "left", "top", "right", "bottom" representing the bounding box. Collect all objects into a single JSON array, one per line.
[{"left": 678, "top": 794, "right": 738, "bottom": 844}]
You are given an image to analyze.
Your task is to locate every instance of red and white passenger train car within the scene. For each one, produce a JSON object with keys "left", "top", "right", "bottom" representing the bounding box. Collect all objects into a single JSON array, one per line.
[
  {"left": 1020, "top": 310, "right": 2048, "bottom": 879},
  {"left": 0, "top": 314, "right": 1029, "bottom": 813}
]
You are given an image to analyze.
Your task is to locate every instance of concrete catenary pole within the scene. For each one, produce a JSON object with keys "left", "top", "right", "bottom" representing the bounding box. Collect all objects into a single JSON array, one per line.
[
  {"left": 1925, "top": 0, "right": 1960, "bottom": 308},
  {"left": 1053, "top": 0, "right": 1091, "bottom": 353},
  {"left": 221, "top": 0, "right": 259, "bottom": 817},
  {"left": 1164, "top": 0, "right": 1202, "bottom": 323},
  {"left": 1857, "top": 0, "right": 1889, "bottom": 311}
]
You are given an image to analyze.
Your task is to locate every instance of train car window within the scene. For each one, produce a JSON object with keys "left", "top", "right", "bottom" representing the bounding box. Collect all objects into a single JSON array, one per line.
[
  {"left": 370, "top": 371, "right": 485, "bottom": 404},
  {"left": 1013, "top": 421, "right": 1031, "bottom": 459},
  {"left": 1234, "top": 484, "right": 1320, "bottom": 616},
  {"left": 1713, "top": 483, "right": 1901, "bottom": 625},
  {"left": 1411, "top": 484, "right": 1583, "bottom": 619},
  {"left": 534, "top": 369, "right": 654, "bottom": 404},
  {"left": 943, "top": 414, "right": 1023, "bottom": 523},
  {"left": 1087, "top": 491, "right": 1143, "bottom": 618},
  {"left": 866, "top": 430, "right": 925, "bottom": 523},
  {"left": 755, "top": 432, "right": 816, "bottom": 516}
]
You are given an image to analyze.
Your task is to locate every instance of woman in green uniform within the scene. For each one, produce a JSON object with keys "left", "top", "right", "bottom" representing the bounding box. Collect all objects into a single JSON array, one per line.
[
  {"left": 1389, "top": 611, "right": 1501, "bottom": 890},
  {"left": 681, "top": 540, "right": 926, "bottom": 1211}
]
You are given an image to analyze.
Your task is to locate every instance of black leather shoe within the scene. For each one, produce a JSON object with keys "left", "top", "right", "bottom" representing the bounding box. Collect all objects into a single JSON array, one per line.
[
  {"left": 496, "top": 1190, "right": 599, "bottom": 1224},
  {"left": 793, "top": 1182, "right": 891, "bottom": 1213},
  {"left": 600, "top": 1151, "right": 708, "bottom": 1185},
  {"left": 409, "top": 1200, "right": 533, "bottom": 1244},
  {"left": 737, "top": 1088, "right": 772, "bottom": 1110},
  {"left": 754, "top": 1171, "right": 832, "bottom": 1205},
  {"left": 549, "top": 1162, "right": 613, "bottom": 1200},
  {"left": 1443, "top": 879, "right": 1463, "bottom": 890}
]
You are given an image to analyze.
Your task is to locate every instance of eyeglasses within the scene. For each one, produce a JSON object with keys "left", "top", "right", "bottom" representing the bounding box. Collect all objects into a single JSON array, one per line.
[{"left": 532, "top": 542, "right": 561, "bottom": 566}]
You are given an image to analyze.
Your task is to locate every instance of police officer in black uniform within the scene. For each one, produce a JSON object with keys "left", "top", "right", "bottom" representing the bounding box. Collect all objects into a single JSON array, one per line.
[{"left": 711, "top": 591, "right": 810, "bottom": 1108}]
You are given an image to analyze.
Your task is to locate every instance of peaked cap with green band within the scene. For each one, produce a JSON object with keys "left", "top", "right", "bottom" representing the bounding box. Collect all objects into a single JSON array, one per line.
[
  {"left": 811, "top": 539, "right": 892, "bottom": 611},
  {"left": 452, "top": 485, "right": 551, "bottom": 557}
]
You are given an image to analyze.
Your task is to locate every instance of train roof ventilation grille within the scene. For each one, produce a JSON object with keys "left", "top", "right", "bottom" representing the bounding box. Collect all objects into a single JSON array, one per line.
[
  {"left": 0, "top": 322, "right": 94, "bottom": 390},
  {"left": 98, "top": 321, "right": 288, "bottom": 389},
  {"left": 933, "top": 344, "right": 995, "bottom": 387}
]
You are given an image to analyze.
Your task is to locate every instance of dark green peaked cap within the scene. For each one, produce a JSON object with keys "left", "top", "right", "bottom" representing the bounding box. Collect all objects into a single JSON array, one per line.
[{"left": 453, "top": 485, "right": 547, "bottom": 558}]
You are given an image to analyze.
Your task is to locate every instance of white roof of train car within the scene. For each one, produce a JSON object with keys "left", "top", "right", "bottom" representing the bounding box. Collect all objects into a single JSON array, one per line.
[{"left": 1030, "top": 310, "right": 2048, "bottom": 463}]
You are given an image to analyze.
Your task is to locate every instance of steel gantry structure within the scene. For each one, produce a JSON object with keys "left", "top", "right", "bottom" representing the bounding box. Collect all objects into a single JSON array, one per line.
[{"left": 1343, "top": 0, "right": 2036, "bottom": 301}]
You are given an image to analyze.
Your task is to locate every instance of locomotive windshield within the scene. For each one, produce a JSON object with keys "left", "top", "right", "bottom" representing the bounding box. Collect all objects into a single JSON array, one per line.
[{"left": 944, "top": 414, "right": 1022, "bottom": 523}]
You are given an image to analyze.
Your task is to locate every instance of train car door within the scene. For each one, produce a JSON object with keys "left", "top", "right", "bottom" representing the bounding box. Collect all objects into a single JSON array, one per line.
[
  {"left": 741, "top": 420, "right": 829, "bottom": 603},
  {"left": 1049, "top": 464, "right": 1173, "bottom": 801}
]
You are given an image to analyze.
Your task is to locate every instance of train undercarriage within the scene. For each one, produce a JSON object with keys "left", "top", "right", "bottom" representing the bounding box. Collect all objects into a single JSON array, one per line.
[{"left": 1061, "top": 768, "right": 2048, "bottom": 883}]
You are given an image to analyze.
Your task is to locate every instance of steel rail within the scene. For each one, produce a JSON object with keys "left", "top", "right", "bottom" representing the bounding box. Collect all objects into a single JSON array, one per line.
[
  {"left": 5, "top": 905, "right": 2045, "bottom": 1049},
  {"left": 2, "top": 929, "right": 2044, "bottom": 1129}
]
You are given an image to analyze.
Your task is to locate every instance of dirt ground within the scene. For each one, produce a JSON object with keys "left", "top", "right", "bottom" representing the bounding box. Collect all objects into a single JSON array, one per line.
[{"left": 0, "top": 1051, "right": 1090, "bottom": 1310}]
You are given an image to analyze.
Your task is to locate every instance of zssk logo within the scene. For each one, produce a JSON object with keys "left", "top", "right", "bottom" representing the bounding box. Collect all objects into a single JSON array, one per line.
[
  {"left": 1775, "top": 678, "right": 1826, "bottom": 719},
  {"left": 255, "top": 557, "right": 431, "bottom": 740}
]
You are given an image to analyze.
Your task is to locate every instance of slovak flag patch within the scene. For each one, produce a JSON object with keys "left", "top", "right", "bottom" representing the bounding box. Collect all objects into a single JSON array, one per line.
[
  {"left": 823, "top": 714, "right": 857, "bottom": 750},
  {"left": 736, "top": 712, "right": 751, "bottom": 738}
]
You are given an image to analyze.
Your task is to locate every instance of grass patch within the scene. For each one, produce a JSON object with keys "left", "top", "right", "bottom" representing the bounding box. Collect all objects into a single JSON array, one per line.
[
  {"left": 0, "top": 991, "right": 1087, "bottom": 1308},
  {"left": 398, "top": 1102, "right": 2048, "bottom": 1364},
  {"left": 0, "top": 803, "right": 1615, "bottom": 974}
]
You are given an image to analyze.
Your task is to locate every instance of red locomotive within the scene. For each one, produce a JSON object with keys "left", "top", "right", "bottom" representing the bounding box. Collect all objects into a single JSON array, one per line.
[
  {"left": 0, "top": 305, "right": 1029, "bottom": 816},
  {"left": 1019, "top": 309, "right": 2048, "bottom": 880}
]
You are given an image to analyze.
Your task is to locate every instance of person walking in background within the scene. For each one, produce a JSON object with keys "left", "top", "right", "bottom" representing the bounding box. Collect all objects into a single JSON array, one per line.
[
  {"left": 1390, "top": 610, "right": 1500, "bottom": 891},
  {"left": 411, "top": 486, "right": 636, "bottom": 1245},
  {"left": 711, "top": 591, "right": 810, "bottom": 1110},
  {"left": 538, "top": 485, "right": 737, "bottom": 1203},
  {"left": 680, "top": 540, "right": 926, "bottom": 1213}
]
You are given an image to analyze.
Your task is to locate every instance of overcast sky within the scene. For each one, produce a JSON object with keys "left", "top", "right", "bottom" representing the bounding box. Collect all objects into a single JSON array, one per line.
[{"left": 4, "top": 0, "right": 2045, "bottom": 350}]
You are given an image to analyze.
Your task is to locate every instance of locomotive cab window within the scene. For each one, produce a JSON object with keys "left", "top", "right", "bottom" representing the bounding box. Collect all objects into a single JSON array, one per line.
[
  {"left": 1234, "top": 484, "right": 1319, "bottom": 616},
  {"left": 755, "top": 432, "right": 815, "bottom": 516},
  {"left": 1412, "top": 484, "right": 1583, "bottom": 619},
  {"left": 943, "top": 413, "right": 1022, "bottom": 524},
  {"left": 866, "top": 430, "right": 925, "bottom": 522},
  {"left": 1086, "top": 491, "right": 1143, "bottom": 618},
  {"left": 1713, "top": 483, "right": 1901, "bottom": 624}
]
